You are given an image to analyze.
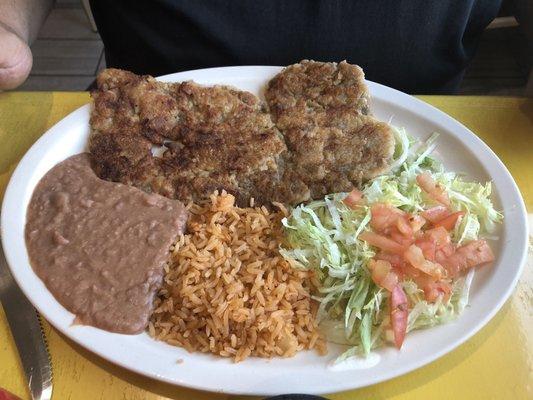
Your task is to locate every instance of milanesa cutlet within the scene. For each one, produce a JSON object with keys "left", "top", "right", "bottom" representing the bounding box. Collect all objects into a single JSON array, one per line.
[
  {"left": 89, "top": 69, "right": 299, "bottom": 205},
  {"left": 265, "top": 60, "right": 395, "bottom": 198},
  {"left": 89, "top": 61, "right": 395, "bottom": 206}
]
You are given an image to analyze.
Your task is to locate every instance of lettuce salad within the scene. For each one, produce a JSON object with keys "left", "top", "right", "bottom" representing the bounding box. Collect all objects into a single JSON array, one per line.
[{"left": 279, "top": 128, "right": 502, "bottom": 358}]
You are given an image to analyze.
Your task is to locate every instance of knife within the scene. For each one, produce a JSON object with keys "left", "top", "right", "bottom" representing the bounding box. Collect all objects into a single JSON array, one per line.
[{"left": 0, "top": 241, "right": 53, "bottom": 400}]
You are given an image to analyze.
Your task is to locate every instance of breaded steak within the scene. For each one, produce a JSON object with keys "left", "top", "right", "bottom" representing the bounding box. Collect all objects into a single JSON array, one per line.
[
  {"left": 265, "top": 60, "right": 395, "bottom": 197},
  {"left": 90, "top": 69, "right": 297, "bottom": 205},
  {"left": 89, "top": 61, "right": 394, "bottom": 206}
]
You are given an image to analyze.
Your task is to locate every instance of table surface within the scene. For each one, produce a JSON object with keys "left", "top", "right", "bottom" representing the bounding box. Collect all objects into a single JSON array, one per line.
[{"left": 0, "top": 93, "right": 531, "bottom": 400}]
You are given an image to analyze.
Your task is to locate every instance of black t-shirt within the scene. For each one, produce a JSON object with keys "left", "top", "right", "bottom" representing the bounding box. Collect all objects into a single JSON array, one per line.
[{"left": 89, "top": 0, "right": 501, "bottom": 94}]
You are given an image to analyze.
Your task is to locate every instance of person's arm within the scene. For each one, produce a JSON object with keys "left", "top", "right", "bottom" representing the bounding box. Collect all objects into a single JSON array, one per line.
[{"left": 0, "top": 0, "right": 54, "bottom": 90}]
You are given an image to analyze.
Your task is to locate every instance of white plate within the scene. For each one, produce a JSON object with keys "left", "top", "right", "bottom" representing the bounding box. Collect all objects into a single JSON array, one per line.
[{"left": 1, "top": 66, "right": 528, "bottom": 396}]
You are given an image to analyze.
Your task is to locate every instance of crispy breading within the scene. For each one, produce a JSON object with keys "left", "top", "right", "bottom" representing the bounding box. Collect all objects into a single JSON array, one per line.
[
  {"left": 89, "top": 61, "right": 394, "bottom": 206},
  {"left": 265, "top": 60, "right": 394, "bottom": 197},
  {"left": 90, "top": 69, "right": 298, "bottom": 205}
]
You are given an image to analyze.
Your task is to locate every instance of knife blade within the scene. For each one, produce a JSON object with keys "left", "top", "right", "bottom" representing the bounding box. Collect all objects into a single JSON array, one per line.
[{"left": 0, "top": 242, "right": 53, "bottom": 400}]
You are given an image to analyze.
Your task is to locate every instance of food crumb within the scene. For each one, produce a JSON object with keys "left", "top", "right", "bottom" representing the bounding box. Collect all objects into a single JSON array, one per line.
[{"left": 176, "top": 359, "right": 184, "bottom": 364}]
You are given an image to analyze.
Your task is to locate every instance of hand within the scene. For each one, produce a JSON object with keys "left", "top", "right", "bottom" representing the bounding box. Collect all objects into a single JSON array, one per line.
[{"left": 0, "top": 23, "right": 32, "bottom": 90}]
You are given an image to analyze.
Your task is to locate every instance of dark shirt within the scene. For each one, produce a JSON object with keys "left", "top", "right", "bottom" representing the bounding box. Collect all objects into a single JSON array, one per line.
[{"left": 89, "top": 0, "right": 501, "bottom": 94}]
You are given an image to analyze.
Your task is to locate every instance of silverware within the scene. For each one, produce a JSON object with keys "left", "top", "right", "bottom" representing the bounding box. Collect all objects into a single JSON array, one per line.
[{"left": 0, "top": 240, "right": 53, "bottom": 400}]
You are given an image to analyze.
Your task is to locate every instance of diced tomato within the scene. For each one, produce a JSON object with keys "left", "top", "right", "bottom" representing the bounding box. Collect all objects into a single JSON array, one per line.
[
  {"left": 361, "top": 196, "right": 490, "bottom": 313},
  {"left": 375, "top": 252, "right": 405, "bottom": 270},
  {"left": 440, "top": 240, "right": 494, "bottom": 278},
  {"left": 421, "top": 205, "right": 450, "bottom": 224},
  {"left": 435, "top": 243, "right": 455, "bottom": 265},
  {"left": 404, "top": 245, "right": 428, "bottom": 268},
  {"left": 376, "top": 251, "right": 402, "bottom": 265},
  {"left": 404, "top": 245, "right": 446, "bottom": 279},
  {"left": 410, "top": 270, "right": 433, "bottom": 288},
  {"left": 457, "top": 239, "right": 495, "bottom": 266},
  {"left": 390, "top": 285, "right": 408, "bottom": 349},
  {"left": 439, "top": 254, "right": 462, "bottom": 277},
  {"left": 434, "top": 211, "right": 465, "bottom": 231},
  {"left": 423, "top": 281, "right": 453, "bottom": 303},
  {"left": 359, "top": 231, "right": 406, "bottom": 254},
  {"left": 403, "top": 263, "right": 423, "bottom": 279},
  {"left": 370, "top": 203, "right": 405, "bottom": 233},
  {"left": 396, "top": 216, "right": 413, "bottom": 236},
  {"left": 415, "top": 238, "right": 437, "bottom": 261},
  {"left": 408, "top": 214, "right": 427, "bottom": 232},
  {"left": 390, "top": 229, "right": 415, "bottom": 247},
  {"left": 380, "top": 274, "right": 399, "bottom": 292},
  {"left": 406, "top": 269, "right": 452, "bottom": 303},
  {"left": 447, "top": 240, "right": 494, "bottom": 273},
  {"left": 416, "top": 172, "right": 450, "bottom": 207},
  {"left": 368, "top": 259, "right": 399, "bottom": 291},
  {"left": 343, "top": 189, "right": 364, "bottom": 209},
  {"left": 425, "top": 226, "right": 451, "bottom": 249}
]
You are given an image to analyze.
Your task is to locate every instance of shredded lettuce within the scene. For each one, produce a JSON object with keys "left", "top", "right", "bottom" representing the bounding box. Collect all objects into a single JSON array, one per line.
[
  {"left": 404, "top": 268, "right": 474, "bottom": 332},
  {"left": 280, "top": 127, "right": 502, "bottom": 357}
]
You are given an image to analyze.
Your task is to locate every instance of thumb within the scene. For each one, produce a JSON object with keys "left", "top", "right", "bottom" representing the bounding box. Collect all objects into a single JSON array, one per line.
[{"left": 0, "top": 25, "right": 32, "bottom": 90}]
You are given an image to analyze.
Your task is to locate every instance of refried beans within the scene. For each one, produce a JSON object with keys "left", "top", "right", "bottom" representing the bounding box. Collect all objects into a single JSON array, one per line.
[{"left": 25, "top": 153, "right": 188, "bottom": 334}]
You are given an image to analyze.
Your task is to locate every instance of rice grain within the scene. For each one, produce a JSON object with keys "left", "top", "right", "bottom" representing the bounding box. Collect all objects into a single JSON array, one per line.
[{"left": 150, "top": 191, "right": 326, "bottom": 362}]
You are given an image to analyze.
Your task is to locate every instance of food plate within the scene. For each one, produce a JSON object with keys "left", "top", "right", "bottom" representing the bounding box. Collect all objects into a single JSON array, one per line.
[{"left": 1, "top": 66, "right": 528, "bottom": 395}]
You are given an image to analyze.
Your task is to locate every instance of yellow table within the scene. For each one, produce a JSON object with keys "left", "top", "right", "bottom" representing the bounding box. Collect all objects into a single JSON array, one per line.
[{"left": 0, "top": 93, "right": 532, "bottom": 400}]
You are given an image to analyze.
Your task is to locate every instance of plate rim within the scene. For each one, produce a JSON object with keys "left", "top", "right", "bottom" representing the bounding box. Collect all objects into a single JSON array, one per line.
[{"left": 1, "top": 65, "right": 528, "bottom": 395}]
